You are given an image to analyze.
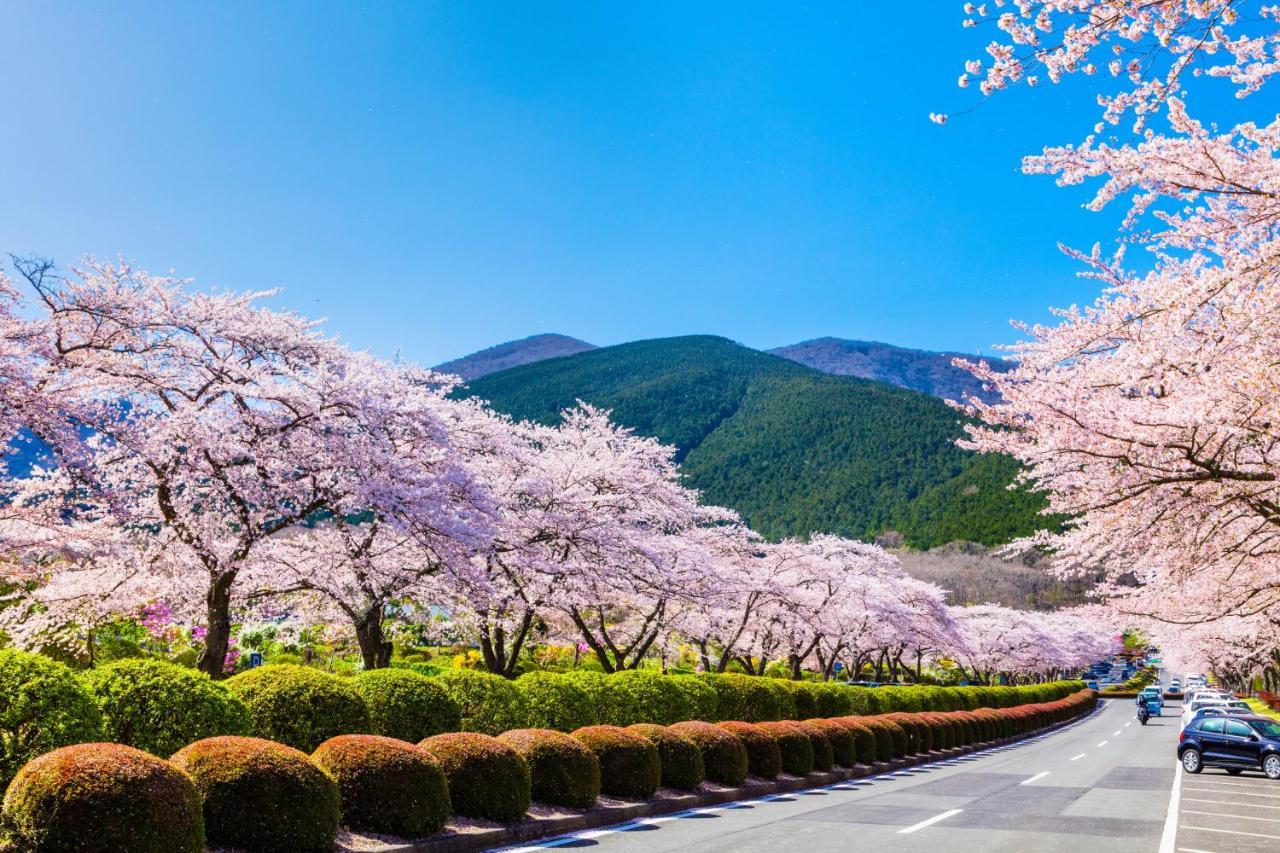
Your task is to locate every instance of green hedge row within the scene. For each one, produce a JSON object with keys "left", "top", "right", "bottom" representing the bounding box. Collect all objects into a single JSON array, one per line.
[{"left": 0, "top": 688, "right": 1097, "bottom": 851}]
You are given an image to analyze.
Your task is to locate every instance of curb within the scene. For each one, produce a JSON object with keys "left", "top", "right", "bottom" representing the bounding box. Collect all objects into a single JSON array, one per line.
[{"left": 340, "top": 703, "right": 1100, "bottom": 853}]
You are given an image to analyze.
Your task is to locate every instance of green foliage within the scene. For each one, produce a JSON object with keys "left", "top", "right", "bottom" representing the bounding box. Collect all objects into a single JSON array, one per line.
[
  {"left": 627, "top": 724, "right": 705, "bottom": 792},
  {"left": 516, "top": 672, "right": 597, "bottom": 732},
  {"left": 759, "top": 678, "right": 797, "bottom": 720},
  {"left": 498, "top": 728, "right": 600, "bottom": 809},
  {"left": 1, "top": 743, "right": 203, "bottom": 853},
  {"left": 804, "top": 718, "right": 854, "bottom": 767},
  {"left": 775, "top": 680, "right": 819, "bottom": 719},
  {"left": 791, "top": 720, "right": 833, "bottom": 771},
  {"left": 716, "top": 721, "right": 781, "bottom": 779},
  {"left": 667, "top": 674, "right": 718, "bottom": 721},
  {"left": 311, "top": 734, "right": 450, "bottom": 838},
  {"left": 669, "top": 721, "right": 748, "bottom": 785},
  {"left": 811, "top": 682, "right": 854, "bottom": 716},
  {"left": 572, "top": 725, "right": 661, "bottom": 800},
  {"left": 170, "top": 736, "right": 339, "bottom": 853},
  {"left": 758, "top": 722, "right": 814, "bottom": 775},
  {"left": 698, "top": 672, "right": 780, "bottom": 722},
  {"left": 598, "top": 671, "right": 693, "bottom": 726},
  {"left": 432, "top": 669, "right": 529, "bottom": 735},
  {"left": 465, "top": 336, "right": 1052, "bottom": 547},
  {"left": 223, "top": 665, "right": 370, "bottom": 752},
  {"left": 352, "top": 668, "right": 460, "bottom": 743},
  {"left": 0, "top": 649, "right": 103, "bottom": 791},
  {"left": 81, "top": 659, "right": 250, "bottom": 758},
  {"left": 419, "top": 732, "right": 531, "bottom": 821},
  {"left": 835, "top": 718, "right": 877, "bottom": 764}
]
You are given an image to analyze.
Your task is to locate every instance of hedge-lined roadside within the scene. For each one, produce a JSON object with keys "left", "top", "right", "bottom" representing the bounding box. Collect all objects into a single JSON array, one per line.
[{"left": 0, "top": 687, "right": 1097, "bottom": 852}]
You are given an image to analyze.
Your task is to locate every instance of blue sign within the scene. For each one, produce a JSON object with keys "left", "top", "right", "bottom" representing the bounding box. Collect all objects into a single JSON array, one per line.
[
  {"left": 833, "top": 662, "right": 843, "bottom": 674},
  {"left": 249, "top": 652, "right": 263, "bottom": 668}
]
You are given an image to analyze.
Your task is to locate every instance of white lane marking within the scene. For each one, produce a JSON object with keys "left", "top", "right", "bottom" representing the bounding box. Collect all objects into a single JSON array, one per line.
[
  {"left": 1175, "top": 848, "right": 1220, "bottom": 853},
  {"left": 1125, "top": 722, "right": 1132, "bottom": 727},
  {"left": 1069, "top": 753, "right": 1086, "bottom": 761},
  {"left": 1183, "top": 786, "right": 1280, "bottom": 799},
  {"left": 1184, "top": 797, "right": 1280, "bottom": 810},
  {"left": 1182, "top": 810, "right": 1280, "bottom": 823},
  {"left": 1159, "top": 763, "right": 1183, "bottom": 853},
  {"left": 1113, "top": 730, "right": 1122, "bottom": 736},
  {"left": 898, "top": 808, "right": 962, "bottom": 834},
  {"left": 1185, "top": 778, "right": 1279, "bottom": 790},
  {"left": 1180, "top": 825, "right": 1280, "bottom": 840},
  {"left": 1020, "top": 771, "right": 1051, "bottom": 785},
  {"left": 1097, "top": 740, "right": 1109, "bottom": 747}
]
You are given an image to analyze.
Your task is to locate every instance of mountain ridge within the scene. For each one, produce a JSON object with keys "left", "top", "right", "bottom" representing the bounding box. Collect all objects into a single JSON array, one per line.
[{"left": 436, "top": 333, "right": 596, "bottom": 380}]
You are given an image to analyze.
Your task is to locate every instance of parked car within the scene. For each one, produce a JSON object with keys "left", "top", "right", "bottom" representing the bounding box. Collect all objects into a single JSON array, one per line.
[
  {"left": 1181, "top": 698, "right": 1249, "bottom": 730},
  {"left": 1178, "top": 714, "right": 1280, "bottom": 779}
]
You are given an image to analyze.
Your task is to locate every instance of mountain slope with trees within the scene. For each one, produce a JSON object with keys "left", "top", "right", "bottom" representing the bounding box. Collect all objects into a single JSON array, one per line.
[{"left": 462, "top": 336, "right": 1052, "bottom": 548}]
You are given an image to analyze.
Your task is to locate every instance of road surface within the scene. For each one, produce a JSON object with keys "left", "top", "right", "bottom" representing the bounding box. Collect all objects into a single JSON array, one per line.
[{"left": 502, "top": 698, "right": 1186, "bottom": 853}]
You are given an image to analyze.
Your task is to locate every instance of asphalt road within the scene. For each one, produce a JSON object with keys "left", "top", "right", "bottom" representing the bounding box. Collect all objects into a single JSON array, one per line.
[
  {"left": 1169, "top": 723, "right": 1280, "bottom": 853},
  {"left": 501, "top": 698, "right": 1184, "bottom": 853}
]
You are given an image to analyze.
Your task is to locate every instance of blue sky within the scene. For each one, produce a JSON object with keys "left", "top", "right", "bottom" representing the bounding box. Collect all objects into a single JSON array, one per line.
[{"left": 1, "top": 2, "right": 1133, "bottom": 364}]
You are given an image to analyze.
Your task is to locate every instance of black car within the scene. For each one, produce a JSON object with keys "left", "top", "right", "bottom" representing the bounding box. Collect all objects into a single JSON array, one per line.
[{"left": 1178, "top": 714, "right": 1280, "bottom": 779}]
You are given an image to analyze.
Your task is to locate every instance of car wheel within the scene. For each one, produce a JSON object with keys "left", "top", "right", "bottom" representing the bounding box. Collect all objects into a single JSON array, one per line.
[
  {"left": 1264, "top": 754, "right": 1280, "bottom": 781},
  {"left": 1182, "top": 749, "right": 1203, "bottom": 774}
]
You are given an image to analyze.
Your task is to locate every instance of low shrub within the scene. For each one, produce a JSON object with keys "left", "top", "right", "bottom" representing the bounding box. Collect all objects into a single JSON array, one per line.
[
  {"left": 669, "top": 721, "right": 748, "bottom": 785},
  {"left": 716, "top": 721, "right": 781, "bottom": 779},
  {"left": 0, "top": 649, "right": 103, "bottom": 790},
  {"left": 851, "top": 717, "right": 894, "bottom": 761},
  {"left": 804, "top": 718, "right": 854, "bottom": 767},
  {"left": 760, "top": 679, "right": 797, "bottom": 720},
  {"left": 812, "top": 683, "right": 855, "bottom": 717},
  {"left": 667, "top": 675, "right": 718, "bottom": 721},
  {"left": 627, "top": 724, "right": 705, "bottom": 791},
  {"left": 844, "top": 686, "right": 875, "bottom": 716},
  {"left": 572, "top": 725, "right": 661, "bottom": 800},
  {"left": 419, "top": 732, "right": 531, "bottom": 821},
  {"left": 312, "top": 735, "right": 450, "bottom": 838},
  {"left": 352, "top": 668, "right": 461, "bottom": 743},
  {"left": 515, "top": 672, "right": 597, "bottom": 732},
  {"left": 561, "top": 670, "right": 607, "bottom": 706},
  {"left": 598, "top": 671, "right": 693, "bottom": 726},
  {"left": 837, "top": 718, "right": 877, "bottom": 763},
  {"left": 697, "top": 673, "right": 779, "bottom": 722},
  {"left": 879, "top": 713, "right": 927, "bottom": 754},
  {"left": 81, "top": 658, "right": 250, "bottom": 758},
  {"left": 758, "top": 722, "right": 814, "bottom": 775},
  {"left": 170, "top": 736, "right": 339, "bottom": 853},
  {"left": 875, "top": 717, "right": 908, "bottom": 758},
  {"left": 775, "top": 680, "right": 819, "bottom": 719},
  {"left": 498, "top": 728, "right": 600, "bottom": 809},
  {"left": 788, "top": 720, "right": 833, "bottom": 771},
  {"left": 223, "top": 665, "right": 370, "bottom": 752},
  {"left": 432, "top": 669, "right": 529, "bottom": 736},
  {"left": 1, "top": 743, "right": 203, "bottom": 853}
]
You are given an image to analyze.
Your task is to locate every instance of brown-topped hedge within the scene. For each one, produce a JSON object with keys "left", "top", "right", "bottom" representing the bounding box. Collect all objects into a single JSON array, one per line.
[
  {"left": 312, "top": 734, "right": 450, "bottom": 838},
  {"left": 628, "top": 723, "right": 705, "bottom": 791},
  {"left": 804, "top": 718, "right": 855, "bottom": 767},
  {"left": 716, "top": 720, "right": 781, "bottom": 779},
  {"left": 669, "top": 720, "right": 748, "bottom": 785},
  {"left": 572, "top": 725, "right": 661, "bottom": 800},
  {"left": 757, "top": 721, "right": 814, "bottom": 775},
  {"left": 498, "top": 728, "right": 600, "bottom": 810},
  {"left": 419, "top": 732, "right": 531, "bottom": 822}
]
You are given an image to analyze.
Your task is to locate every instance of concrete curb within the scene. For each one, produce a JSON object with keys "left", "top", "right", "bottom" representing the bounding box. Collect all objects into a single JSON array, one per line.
[{"left": 339, "top": 704, "right": 1099, "bottom": 853}]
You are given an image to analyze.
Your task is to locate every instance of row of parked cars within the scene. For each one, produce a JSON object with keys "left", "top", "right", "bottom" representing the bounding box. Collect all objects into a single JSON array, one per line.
[{"left": 1172, "top": 679, "right": 1280, "bottom": 779}]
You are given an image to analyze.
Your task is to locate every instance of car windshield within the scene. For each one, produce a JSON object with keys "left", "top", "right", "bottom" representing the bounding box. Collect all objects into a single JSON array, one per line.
[{"left": 1250, "top": 720, "right": 1280, "bottom": 739}]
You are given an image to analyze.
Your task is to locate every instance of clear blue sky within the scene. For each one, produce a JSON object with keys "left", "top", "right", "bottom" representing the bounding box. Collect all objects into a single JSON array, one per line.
[{"left": 1, "top": 2, "right": 1129, "bottom": 365}]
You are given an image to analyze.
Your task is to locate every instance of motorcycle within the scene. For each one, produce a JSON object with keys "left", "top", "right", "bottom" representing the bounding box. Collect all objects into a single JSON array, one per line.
[{"left": 1138, "top": 704, "right": 1150, "bottom": 725}]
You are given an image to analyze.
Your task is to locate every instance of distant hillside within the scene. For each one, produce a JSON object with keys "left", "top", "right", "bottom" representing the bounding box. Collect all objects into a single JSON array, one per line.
[
  {"left": 769, "top": 337, "right": 1011, "bottom": 403},
  {"left": 436, "top": 334, "right": 596, "bottom": 381},
  {"left": 462, "top": 335, "right": 1053, "bottom": 548}
]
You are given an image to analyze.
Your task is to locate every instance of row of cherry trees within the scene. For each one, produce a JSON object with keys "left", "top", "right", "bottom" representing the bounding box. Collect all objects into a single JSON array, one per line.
[
  {"left": 0, "top": 259, "right": 1113, "bottom": 680},
  {"left": 939, "top": 2, "right": 1280, "bottom": 683}
]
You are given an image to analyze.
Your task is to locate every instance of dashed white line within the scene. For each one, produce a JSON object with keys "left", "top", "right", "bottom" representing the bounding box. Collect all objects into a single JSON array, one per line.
[
  {"left": 1184, "top": 786, "right": 1280, "bottom": 799},
  {"left": 1069, "top": 753, "right": 1087, "bottom": 761},
  {"left": 1020, "top": 771, "right": 1051, "bottom": 785},
  {"left": 1180, "top": 825, "right": 1280, "bottom": 840},
  {"left": 1097, "top": 740, "right": 1109, "bottom": 747},
  {"left": 898, "top": 809, "right": 963, "bottom": 834},
  {"left": 1113, "top": 729, "right": 1122, "bottom": 736},
  {"left": 1182, "top": 810, "right": 1280, "bottom": 823},
  {"left": 1125, "top": 721, "right": 1132, "bottom": 727},
  {"left": 1184, "top": 797, "right": 1280, "bottom": 810}
]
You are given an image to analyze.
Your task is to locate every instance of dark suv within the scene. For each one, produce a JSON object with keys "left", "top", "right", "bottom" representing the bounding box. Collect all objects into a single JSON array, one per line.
[{"left": 1178, "top": 714, "right": 1280, "bottom": 779}]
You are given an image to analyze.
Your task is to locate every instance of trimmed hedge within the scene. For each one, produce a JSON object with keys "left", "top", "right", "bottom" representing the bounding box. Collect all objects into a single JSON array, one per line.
[
  {"left": 697, "top": 673, "right": 779, "bottom": 722},
  {"left": 223, "top": 665, "right": 370, "bottom": 752},
  {"left": 170, "top": 736, "right": 339, "bottom": 853},
  {"left": 1, "top": 743, "right": 204, "bottom": 853},
  {"left": 419, "top": 732, "right": 531, "bottom": 822},
  {"left": 312, "top": 734, "right": 450, "bottom": 838},
  {"left": 81, "top": 658, "right": 250, "bottom": 758},
  {"left": 627, "top": 724, "right": 705, "bottom": 792},
  {"left": 716, "top": 721, "right": 781, "bottom": 779},
  {"left": 788, "top": 720, "right": 832, "bottom": 771},
  {"left": 597, "top": 671, "right": 693, "bottom": 727},
  {"left": 804, "top": 718, "right": 854, "bottom": 767},
  {"left": 757, "top": 721, "right": 813, "bottom": 775},
  {"left": 775, "top": 680, "right": 819, "bottom": 719},
  {"left": 498, "top": 728, "right": 600, "bottom": 810},
  {"left": 669, "top": 720, "right": 748, "bottom": 785},
  {"left": 433, "top": 669, "right": 529, "bottom": 736},
  {"left": 352, "top": 669, "right": 461, "bottom": 743},
  {"left": 668, "top": 675, "right": 718, "bottom": 721},
  {"left": 832, "top": 717, "right": 877, "bottom": 764},
  {"left": 572, "top": 725, "right": 661, "bottom": 800},
  {"left": 515, "top": 672, "right": 597, "bottom": 732},
  {"left": 0, "top": 650, "right": 103, "bottom": 790}
]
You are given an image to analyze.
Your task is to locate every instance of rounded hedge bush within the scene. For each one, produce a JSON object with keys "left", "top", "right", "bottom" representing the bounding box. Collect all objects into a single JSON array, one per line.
[
  {"left": 856, "top": 717, "right": 896, "bottom": 760},
  {"left": 628, "top": 724, "right": 705, "bottom": 791},
  {"left": 844, "top": 686, "right": 875, "bottom": 716},
  {"left": 697, "top": 673, "right": 779, "bottom": 722},
  {"left": 81, "top": 658, "right": 250, "bottom": 758},
  {"left": 833, "top": 717, "right": 879, "bottom": 764},
  {"left": 667, "top": 675, "right": 718, "bottom": 721},
  {"left": 312, "top": 734, "right": 450, "bottom": 838},
  {"left": 498, "top": 728, "right": 600, "bottom": 810},
  {"left": 572, "top": 725, "right": 661, "bottom": 800},
  {"left": 2, "top": 743, "right": 203, "bottom": 853},
  {"left": 788, "top": 720, "right": 833, "bottom": 771},
  {"left": 170, "top": 736, "right": 339, "bottom": 853},
  {"left": 223, "top": 665, "right": 369, "bottom": 752},
  {"left": 352, "top": 668, "right": 460, "bottom": 743},
  {"left": 420, "top": 732, "right": 531, "bottom": 821},
  {"left": 758, "top": 721, "right": 814, "bottom": 775},
  {"left": 598, "top": 671, "right": 693, "bottom": 726},
  {"left": 0, "top": 649, "right": 103, "bottom": 790},
  {"left": 760, "top": 679, "right": 797, "bottom": 720},
  {"left": 669, "top": 721, "right": 748, "bottom": 785},
  {"left": 561, "top": 670, "right": 607, "bottom": 705},
  {"left": 812, "top": 683, "right": 854, "bottom": 717},
  {"left": 515, "top": 672, "right": 597, "bottom": 732},
  {"left": 804, "top": 718, "right": 854, "bottom": 767},
  {"left": 432, "top": 669, "right": 529, "bottom": 736},
  {"left": 774, "top": 680, "right": 818, "bottom": 719},
  {"left": 716, "top": 721, "right": 781, "bottom": 779}
]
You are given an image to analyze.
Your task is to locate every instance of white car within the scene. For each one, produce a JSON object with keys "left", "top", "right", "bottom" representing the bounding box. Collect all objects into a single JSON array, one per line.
[{"left": 1179, "top": 698, "right": 1242, "bottom": 730}]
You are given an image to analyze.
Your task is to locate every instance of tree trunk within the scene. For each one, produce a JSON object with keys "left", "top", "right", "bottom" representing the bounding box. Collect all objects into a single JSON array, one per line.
[
  {"left": 354, "top": 606, "right": 394, "bottom": 670},
  {"left": 197, "top": 574, "right": 235, "bottom": 679}
]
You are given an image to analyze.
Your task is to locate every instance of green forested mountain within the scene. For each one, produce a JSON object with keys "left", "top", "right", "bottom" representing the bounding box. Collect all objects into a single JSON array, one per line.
[{"left": 462, "top": 335, "right": 1052, "bottom": 548}]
